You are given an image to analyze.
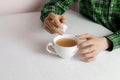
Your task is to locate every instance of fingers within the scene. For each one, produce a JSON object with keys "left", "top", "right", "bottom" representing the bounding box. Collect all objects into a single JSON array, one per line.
[
  {"left": 78, "top": 44, "right": 97, "bottom": 57},
  {"left": 44, "top": 13, "right": 66, "bottom": 35},
  {"left": 46, "top": 20, "right": 63, "bottom": 35},
  {"left": 79, "top": 45, "right": 95, "bottom": 54},
  {"left": 54, "top": 18, "right": 62, "bottom": 28},
  {"left": 48, "top": 13, "right": 62, "bottom": 28},
  {"left": 76, "top": 34, "right": 104, "bottom": 62},
  {"left": 55, "top": 28, "right": 64, "bottom": 35},
  {"left": 45, "top": 21, "right": 54, "bottom": 33},
  {"left": 80, "top": 50, "right": 98, "bottom": 58},
  {"left": 47, "top": 13, "right": 59, "bottom": 28},
  {"left": 45, "top": 16, "right": 57, "bottom": 27},
  {"left": 44, "top": 26, "right": 54, "bottom": 34},
  {"left": 78, "top": 50, "right": 97, "bottom": 62},
  {"left": 76, "top": 33, "right": 95, "bottom": 40},
  {"left": 77, "top": 45, "right": 98, "bottom": 62},
  {"left": 45, "top": 20, "right": 63, "bottom": 35}
]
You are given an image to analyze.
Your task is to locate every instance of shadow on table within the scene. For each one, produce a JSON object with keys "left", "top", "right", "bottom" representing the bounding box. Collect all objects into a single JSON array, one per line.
[
  {"left": 72, "top": 53, "right": 81, "bottom": 61},
  {"left": 32, "top": 39, "right": 60, "bottom": 59}
]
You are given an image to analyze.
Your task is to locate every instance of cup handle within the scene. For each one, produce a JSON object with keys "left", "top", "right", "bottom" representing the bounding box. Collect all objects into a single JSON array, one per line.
[{"left": 46, "top": 43, "right": 56, "bottom": 54}]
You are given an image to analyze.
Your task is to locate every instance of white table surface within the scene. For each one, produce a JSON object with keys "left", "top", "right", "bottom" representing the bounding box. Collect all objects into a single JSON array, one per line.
[{"left": 0, "top": 10, "right": 120, "bottom": 80}]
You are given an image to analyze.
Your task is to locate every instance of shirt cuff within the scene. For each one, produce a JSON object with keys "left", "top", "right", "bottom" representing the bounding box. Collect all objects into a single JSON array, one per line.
[{"left": 105, "top": 34, "right": 119, "bottom": 51}]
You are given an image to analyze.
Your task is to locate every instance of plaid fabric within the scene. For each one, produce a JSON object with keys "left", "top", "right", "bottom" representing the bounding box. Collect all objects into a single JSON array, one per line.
[{"left": 40, "top": 0, "right": 120, "bottom": 51}]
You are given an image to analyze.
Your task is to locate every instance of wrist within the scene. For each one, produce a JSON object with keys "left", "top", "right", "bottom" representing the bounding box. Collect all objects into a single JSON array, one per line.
[{"left": 101, "top": 37, "right": 112, "bottom": 50}]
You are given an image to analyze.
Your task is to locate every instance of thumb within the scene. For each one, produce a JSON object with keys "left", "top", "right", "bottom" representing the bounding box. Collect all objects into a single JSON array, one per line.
[
  {"left": 60, "top": 16, "right": 67, "bottom": 24},
  {"left": 76, "top": 33, "right": 95, "bottom": 40}
]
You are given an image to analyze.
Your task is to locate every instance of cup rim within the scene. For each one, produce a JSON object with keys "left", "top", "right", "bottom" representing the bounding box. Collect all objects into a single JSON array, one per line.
[{"left": 53, "top": 34, "right": 79, "bottom": 48}]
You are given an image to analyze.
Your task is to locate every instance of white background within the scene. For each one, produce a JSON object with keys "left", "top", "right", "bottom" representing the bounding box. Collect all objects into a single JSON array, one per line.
[{"left": 0, "top": 0, "right": 79, "bottom": 15}]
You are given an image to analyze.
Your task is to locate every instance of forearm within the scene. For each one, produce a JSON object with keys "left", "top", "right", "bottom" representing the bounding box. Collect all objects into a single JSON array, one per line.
[{"left": 40, "top": 0, "right": 78, "bottom": 22}]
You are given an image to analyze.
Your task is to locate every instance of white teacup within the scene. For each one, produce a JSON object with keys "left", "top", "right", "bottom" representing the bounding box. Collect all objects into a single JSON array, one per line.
[{"left": 46, "top": 34, "right": 79, "bottom": 59}]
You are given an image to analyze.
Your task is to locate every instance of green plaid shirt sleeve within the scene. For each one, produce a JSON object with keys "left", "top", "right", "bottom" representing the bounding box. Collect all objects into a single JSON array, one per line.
[
  {"left": 106, "top": 30, "right": 120, "bottom": 51},
  {"left": 80, "top": 0, "right": 120, "bottom": 51},
  {"left": 40, "top": 0, "right": 78, "bottom": 22}
]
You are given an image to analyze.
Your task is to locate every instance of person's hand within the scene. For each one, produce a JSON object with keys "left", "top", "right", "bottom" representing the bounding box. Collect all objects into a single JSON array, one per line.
[
  {"left": 76, "top": 33, "right": 111, "bottom": 62},
  {"left": 44, "top": 13, "right": 67, "bottom": 35}
]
